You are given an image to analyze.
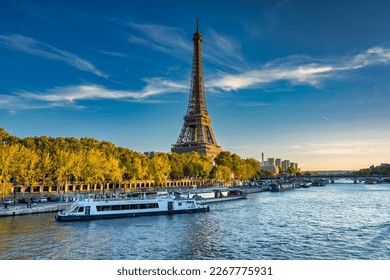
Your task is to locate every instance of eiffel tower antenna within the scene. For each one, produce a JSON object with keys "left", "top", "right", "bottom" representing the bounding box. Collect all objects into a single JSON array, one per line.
[{"left": 171, "top": 19, "right": 222, "bottom": 159}]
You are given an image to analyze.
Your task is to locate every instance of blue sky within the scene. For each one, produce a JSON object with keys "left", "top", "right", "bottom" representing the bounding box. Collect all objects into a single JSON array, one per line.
[{"left": 1, "top": 0, "right": 390, "bottom": 171}]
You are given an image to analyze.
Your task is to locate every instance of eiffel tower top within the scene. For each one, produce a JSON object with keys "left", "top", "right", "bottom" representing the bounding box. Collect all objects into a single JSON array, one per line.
[
  {"left": 193, "top": 18, "right": 201, "bottom": 39},
  {"left": 171, "top": 19, "right": 222, "bottom": 159},
  {"left": 187, "top": 18, "right": 207, "bottom": 116}
]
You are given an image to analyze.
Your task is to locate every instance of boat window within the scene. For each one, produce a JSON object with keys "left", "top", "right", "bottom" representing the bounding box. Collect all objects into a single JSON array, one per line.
[
  {"left": 121, "top": 204, "right": 130, "bottom": 210},
  {"left": 111, "top": 205, "right": 120, "bottom": 211},
  {"left": 96, "top": 203, "right": 159, "bottom": 211},
  {"left": 178, "top": 203, "right": 182, "bottom": 206},
  {"left": 78, "top": 207, "right": 84, "bottom": 213},
  {"left": 96, "top": 205, "right": 112, "bottom": 211}
]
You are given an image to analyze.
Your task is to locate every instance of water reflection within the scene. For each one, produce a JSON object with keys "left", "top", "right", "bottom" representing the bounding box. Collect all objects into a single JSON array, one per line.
[{"left": 0, "top": 184, "right": 389, "bottom": 260}]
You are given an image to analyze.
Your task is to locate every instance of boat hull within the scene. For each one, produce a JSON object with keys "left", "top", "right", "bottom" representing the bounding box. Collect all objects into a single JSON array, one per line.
[
  {"left": 197, "top": 196, "right": 246, "bottom": 203},
  {"left": 56, "top": 206, "right": 209, "bottom": 222}
]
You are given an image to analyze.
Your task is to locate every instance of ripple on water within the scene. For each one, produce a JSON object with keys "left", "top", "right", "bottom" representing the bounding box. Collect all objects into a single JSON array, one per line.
[{"left": 0, "top": 184, "right": 389, "bottom": 260}]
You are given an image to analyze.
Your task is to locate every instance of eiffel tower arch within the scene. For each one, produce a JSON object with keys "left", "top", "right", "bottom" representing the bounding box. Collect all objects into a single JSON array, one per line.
[{"left": 171, "top": 20, "right": 222, "bottom": 159}]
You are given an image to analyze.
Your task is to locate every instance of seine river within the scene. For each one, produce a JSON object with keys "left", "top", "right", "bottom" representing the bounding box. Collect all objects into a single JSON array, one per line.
[{"left": 0, "top": 183, "right": 389, "bottom": 260}]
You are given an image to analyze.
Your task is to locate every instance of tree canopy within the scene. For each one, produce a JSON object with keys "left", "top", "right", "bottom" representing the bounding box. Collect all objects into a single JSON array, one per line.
[{"left": 0, "top": 127, "right": 262, "bottom": 196}]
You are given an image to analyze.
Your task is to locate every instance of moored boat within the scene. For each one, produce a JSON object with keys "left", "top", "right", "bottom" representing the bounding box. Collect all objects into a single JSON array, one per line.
[
  {"left": 270, "top": 182, "right": 296, "bottom": 192},
  {"left": 55, "top": 192, "right": 209, "bottom": 222},
  {"left": 177, "top": 188, "right": 247, "bottom": 203}
]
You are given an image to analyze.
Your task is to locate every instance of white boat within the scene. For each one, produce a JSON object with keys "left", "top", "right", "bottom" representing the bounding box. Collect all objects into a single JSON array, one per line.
[
  {"left": 178, "top": 188, "right": 247, "bottom": 203},
  {"left": 55, "top": 192, "right": 209, "bottom": 222}
]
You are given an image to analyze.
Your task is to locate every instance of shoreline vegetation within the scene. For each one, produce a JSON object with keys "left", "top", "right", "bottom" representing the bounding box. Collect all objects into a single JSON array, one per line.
[
  {"left": 2, "top": 127, "right": 388, "bottom": 199},
  {"left": 0, "top": 127, "right": 262, "bottom": 198}
]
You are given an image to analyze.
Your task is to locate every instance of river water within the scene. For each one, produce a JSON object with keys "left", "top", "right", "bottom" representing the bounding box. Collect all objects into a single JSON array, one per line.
[{"left": 0, "top": 183, "right": 389, "bottom": 260}]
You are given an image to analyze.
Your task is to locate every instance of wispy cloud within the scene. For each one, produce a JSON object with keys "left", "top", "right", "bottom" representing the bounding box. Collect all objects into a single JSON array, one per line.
[
  {"left": 238, "top": 101, "right": 270, "bottom": 107},
  {"left": 2, "top": 45, "right": 390, "bottom": 111},
  {"left": 0, "top": 78, "right": 187, "bottom": 110},
  {"left": 127, "top": 22, "right": 245, "bottom": 71},
  {"left": 291, "top": 139, "right": 390, "bottom": 156},
  {"left": 0, "top": 34, "right": 107, "bottom": 78},
  {"left": 203, "top": 29, "right": 246, "bottom": 71},
  {"left": 307, "top": 140, "right": 388, "bottom": 155},
  {"left": 128, "top": 22, "right": 192, "bottom": 58},
  {"left": 208, "top": 47, "right": 390, "bottom": 91},
  {"left": 96, "top": 50, "right": 129, "bottom": 58}
]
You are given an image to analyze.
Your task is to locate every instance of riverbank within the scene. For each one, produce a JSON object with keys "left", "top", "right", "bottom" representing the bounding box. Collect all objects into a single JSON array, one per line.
[{"left": 0, "top": 203, "right": 66, "bottom": 217}]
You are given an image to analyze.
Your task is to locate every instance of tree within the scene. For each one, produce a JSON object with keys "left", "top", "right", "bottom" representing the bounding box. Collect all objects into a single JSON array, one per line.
[
  {"left": 214, "top": 165, "right": 232, "bottom": 182},
  {"left": 81, "top": 149, "right": 106, "bottom": 188},
  {"left": 37, "top": 152, "right": 54, "bottom": 185},
  {"left": 53, "top": 150, "right": 81, "bottom": 192},
  {"left": 103, "top": 156, "right": 124, "bottom": 184},
  {"left": 118, "top": 148, "right": 150, "bottom": 187},
  {"left": 169, "top": 152, "right": 186, "bottom": 179},
  {"left": 13, "top": 145, "right": 39, "bottom": 187},
  {"left": 0, "top": 144, "right": 20, "bottom": 198},
  {"left": 149, "top": 154, "right": 171, "bottom": 186},
  {"left": 287, "top": 166, "right": 297, "bottom": 175},
  {"left": 215, "top": 151, "right": 233, "bottom": 169},
  {"left": 80, "top": 137, "right": 100, "bottom": 151},
  {"left": 245, "top": 158, "right": 261, "bottom": 180}
]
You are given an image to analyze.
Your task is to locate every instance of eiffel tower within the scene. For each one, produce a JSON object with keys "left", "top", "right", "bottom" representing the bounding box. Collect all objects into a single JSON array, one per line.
[{"left": 171, "top": 19, "right": 222, "bottom": 159}]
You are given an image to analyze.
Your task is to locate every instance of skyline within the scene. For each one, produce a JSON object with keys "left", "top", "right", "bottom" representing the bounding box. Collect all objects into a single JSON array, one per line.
[{"left": 1, "top": 0, "right": 390, "bottom": 171}]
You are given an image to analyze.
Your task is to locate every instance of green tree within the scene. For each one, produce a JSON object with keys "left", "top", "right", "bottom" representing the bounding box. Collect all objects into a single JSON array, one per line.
[
  {"left": 81, "top": 149, "right": 106, "bottom": 188},
  {"left": 149, "top": 154, "right": 171, "bottom": 186},
  {"left": 14, "top": 145, "right": 40, "bottom": 187},
  {"left": 169, "top": 152, "right": 186, "bottom": 179},
  {"left": 0, "top": 144, "right": 20, "bottom": 197},
  {"left": 118, "top": 148, "right": 150, "bottom": 186},
  {"left": 215, "top": 151, "right": 233, "bottom": 169},
  {"left": 214, "top": 165, "right": 232, "bottom": 182},
  {"left": 53, "top": 150, "right": 81, "bottom": 192},
  {"left": 37, "top": 152, "right": 54, "bottom": 185},
  {"left": 103, "top": 156, "right": 124, "bottom": 184}
]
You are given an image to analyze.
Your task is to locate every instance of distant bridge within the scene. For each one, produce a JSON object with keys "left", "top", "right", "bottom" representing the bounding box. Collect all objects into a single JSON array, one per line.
[{"left": 301, "top": 175, "right": 390, "bottom": 184}]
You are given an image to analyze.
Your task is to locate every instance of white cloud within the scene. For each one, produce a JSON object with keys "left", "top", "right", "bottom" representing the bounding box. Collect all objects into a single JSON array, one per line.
[
  {"left": 127, "top": 22, "right": 245, "bottom": 71},
  {"left": 97, "top": 50, "right": 129, "bottom": 58},
  {"left": 0, "top": 34, "right": 107, "bottom": 78},
  {"left": 2, "top": 43, "right": 390, "bottom": 112},
  {"left": 238, "top": 101, "right": 269, "bottom": 107},
  {"left": 304, "top": 140, "right": 390, "bottom": 155},
  {"left": 128, "top": 22, "right": 192, "bottom": 58},
  {"left": 204, "top": 29, "right": 245, "bottom": 70},
  {"left": 0, "top": 78, "right": 187, "bottom": 110},
  {"left": 208, "top": 47, "right": 390, "bottom": 91},
  {"left": 348, "top": 47, "right": 390, "bottom": 69},
  {"left": 208, "top": 64, "right": 333, "bottom": 90}
]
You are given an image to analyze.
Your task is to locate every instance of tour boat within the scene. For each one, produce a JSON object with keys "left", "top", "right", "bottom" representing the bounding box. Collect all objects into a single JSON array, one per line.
[
  {"left": 55, "top": 192, "right": 209, "bottom": 222},
  {"left": 177, "top": 188, "right": 247, "bottom": 203}
]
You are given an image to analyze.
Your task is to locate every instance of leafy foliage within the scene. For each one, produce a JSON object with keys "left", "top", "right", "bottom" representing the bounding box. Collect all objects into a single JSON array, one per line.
[
  {"left": 0, "top": 127, "right": 262, "bottom": 195},
  {"left": 353, "top": 165, "right": 390, "bottom": 176}
]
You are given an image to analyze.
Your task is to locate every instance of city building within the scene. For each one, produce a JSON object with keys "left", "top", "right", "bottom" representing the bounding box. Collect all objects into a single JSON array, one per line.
[
  {"left": 267, "top": 158, "right": 275, "bottom": 166},
  {"left": 282, "top": 160, "right": 290, "bottom": 171}
]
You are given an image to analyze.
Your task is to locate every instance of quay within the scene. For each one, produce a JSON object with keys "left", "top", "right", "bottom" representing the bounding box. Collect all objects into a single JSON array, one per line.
[
  {"left": 2, "top": 176, "right": 388, "bottom": 218},
  {"left": 0, "top": 203, "right": 66, "bottom": 217}
]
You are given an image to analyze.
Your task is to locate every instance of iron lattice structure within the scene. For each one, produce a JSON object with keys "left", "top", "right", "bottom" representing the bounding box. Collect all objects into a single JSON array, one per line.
[{"left": 171, "top": 20, "right": 222, "bottom": 159}]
